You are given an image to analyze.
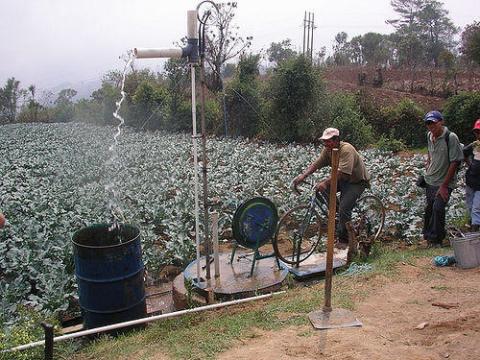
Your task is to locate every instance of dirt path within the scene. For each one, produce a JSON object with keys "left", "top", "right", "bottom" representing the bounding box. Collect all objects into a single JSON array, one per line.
[{"left": 218, "top": 259, "right": 480, "bottom": 360}]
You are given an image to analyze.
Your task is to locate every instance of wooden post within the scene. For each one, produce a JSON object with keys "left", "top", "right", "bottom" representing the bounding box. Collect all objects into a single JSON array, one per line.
[
  {"left": 212, "top": 212, "right": 220, "bottom": 278},
  {"left": 41, "top": 322, "right": 54, "bottom": 360},
  {"left": 324, "top": 148, "right": 339, "bottom": 312}
]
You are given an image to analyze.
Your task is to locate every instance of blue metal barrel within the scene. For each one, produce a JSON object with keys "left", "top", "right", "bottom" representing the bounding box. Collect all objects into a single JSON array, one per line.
[{"left": 72, "top": 223, "right": 146, "bottom": 330}]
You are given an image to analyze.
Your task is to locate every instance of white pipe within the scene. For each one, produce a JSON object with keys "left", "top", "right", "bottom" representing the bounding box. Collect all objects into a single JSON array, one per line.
[
  {"left": 191, "top": 64, "right": 201, "bottom": 282},
  {"left": 187, "top": 10, "right": 198, "bottom": 39},
  {"left": 133, "top": 48, "right": 182, "bottom": 59},
  {"left": 212, "top": 212, "right": 220, "bottom": 278},
  {"left": 6, "top": 291, "right": 286, "bottom": 353}
]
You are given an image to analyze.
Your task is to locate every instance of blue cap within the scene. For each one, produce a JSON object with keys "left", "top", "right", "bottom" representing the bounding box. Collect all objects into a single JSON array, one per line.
[{"left": 424, "top": 110, "right": 443, "bottom": 123}]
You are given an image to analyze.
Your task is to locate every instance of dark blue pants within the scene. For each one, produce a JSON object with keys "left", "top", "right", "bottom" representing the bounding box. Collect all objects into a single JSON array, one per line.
[
  {"left": 423, "top": 184, "right": 452, "bottom": 244},
  {"left": 321, "top": 181, "right": 367, "bottom": 243}
]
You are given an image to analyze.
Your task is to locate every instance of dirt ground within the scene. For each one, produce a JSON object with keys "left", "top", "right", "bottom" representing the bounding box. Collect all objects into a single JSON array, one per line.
[{"left": 217, "top": 258, "right": 480, "bottom": 360}]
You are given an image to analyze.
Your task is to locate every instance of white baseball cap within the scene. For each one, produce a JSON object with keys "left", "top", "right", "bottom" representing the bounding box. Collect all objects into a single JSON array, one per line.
[{"left": 319, "top": 127, "right": 340, "bottom": 140}]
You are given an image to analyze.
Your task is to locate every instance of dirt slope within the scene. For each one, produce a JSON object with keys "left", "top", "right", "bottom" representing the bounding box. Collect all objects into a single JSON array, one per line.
[{"left": 218, "top": 258, "right": 480, "bottom": 360}]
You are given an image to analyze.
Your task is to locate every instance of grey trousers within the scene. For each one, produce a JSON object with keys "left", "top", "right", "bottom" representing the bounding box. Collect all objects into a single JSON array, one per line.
[{"left": 320, "top": 180, "right": 368, "bottom": 243}]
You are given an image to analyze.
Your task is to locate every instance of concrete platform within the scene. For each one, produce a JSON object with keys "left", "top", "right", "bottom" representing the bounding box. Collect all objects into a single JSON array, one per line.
[{"left": 172, "top": 251, "right": 288, "bottom": 308}]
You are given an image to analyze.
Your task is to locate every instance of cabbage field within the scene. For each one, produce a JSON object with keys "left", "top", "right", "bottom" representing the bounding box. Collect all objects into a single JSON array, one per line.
[{"left": 0, "top": 123, "right": 466, "bottom": 328}]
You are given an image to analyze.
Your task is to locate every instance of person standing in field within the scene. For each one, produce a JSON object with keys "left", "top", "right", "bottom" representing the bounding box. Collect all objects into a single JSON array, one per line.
[
  {"left": 422, "top": 111, "right": 464, "bottom": 247},
  {"left": 463, "top": 119, "right": 480, "bottom": 232},
  {"left": 292, "top": 128, "right": 370, "bottom": 249}
]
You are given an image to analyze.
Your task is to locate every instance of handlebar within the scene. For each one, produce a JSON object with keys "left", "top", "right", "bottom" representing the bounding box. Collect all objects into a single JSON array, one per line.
[{"left": 290, "top": 179, "right": 314, "bottom": 195}]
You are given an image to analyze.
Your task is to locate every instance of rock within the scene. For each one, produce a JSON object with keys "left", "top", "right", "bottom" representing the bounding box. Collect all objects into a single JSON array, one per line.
[{"left": 415, "top": 322, "right": 429, "bottom": 329}]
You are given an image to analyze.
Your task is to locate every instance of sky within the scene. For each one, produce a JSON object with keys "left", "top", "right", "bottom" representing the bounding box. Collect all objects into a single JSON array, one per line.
[{"left": 0, "top": 0, "right": 478, "bottom": 94}]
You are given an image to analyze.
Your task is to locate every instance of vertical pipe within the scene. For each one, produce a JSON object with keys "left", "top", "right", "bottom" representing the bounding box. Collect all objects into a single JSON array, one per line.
[
  {"left": 199, "top": 61, "right": 211, "bottom": 280},
  {"left": 41, "top": 322, "right": 54, "bottom": 360},
  {"left": 324, "top": 148, "right": 339, "bottom": 312},
  {"left": 191, "top": 64, "right": 201, "bottom": 282},
  {"left": 212, "top": 212, "right": 220, "bottom": 278},
  {"left": 187, "top": 10, "right": 198, "bottom": 39}
]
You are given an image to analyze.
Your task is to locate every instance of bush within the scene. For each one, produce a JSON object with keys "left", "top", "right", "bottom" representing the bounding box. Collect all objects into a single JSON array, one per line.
[
  {"left": 262, "top": 56, "right": 322, "bottom": 142},
  {"left": 355, "top": 89, "right": 384, "bottom": 136},
  {"left": 381, "top": 99, "right": 425, "bottom": 148},
  {"left": 225, "top": 54, "right": 261, "bottom": 138},
  {"left": 375, "top": 135, "right": 407, "bottom": 153},
  {"left": 326, "top": 93, "right": 374, "bottom": 148},
  {"left": 443, "top": 92, "right": 480, "bottom": 144},
  {"left": 204, "top": 97, "right": 222, "bottom": 135}
]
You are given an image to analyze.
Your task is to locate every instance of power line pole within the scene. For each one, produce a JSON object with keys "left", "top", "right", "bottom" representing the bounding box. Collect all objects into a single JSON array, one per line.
[
  {"left": 303, "top": 11, "right": 307, "bottom": 55},
  {"left": 302, "top": 11, "right": 316, "bottom": 62}
]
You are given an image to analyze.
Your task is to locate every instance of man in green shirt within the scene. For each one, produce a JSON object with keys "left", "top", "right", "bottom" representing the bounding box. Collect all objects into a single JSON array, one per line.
[
  {"left": 292, "top": 128, "right": 370, "bottom": 249},
  {"left": 423, "top": 110, "right": 463, "bottom": 247}
]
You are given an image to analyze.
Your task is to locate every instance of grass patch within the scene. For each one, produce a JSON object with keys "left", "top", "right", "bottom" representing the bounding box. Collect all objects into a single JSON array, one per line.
[
  {"left": 431, "top": 285, "right": 450, "bottom": 291},
  {"left": 72, "top": 243, "right": 448, "bottom": 359}
]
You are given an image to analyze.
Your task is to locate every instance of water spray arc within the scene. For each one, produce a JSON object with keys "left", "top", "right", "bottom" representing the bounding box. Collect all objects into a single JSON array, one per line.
[{"left": 134, "top": 8, "right": 214, "bottom": 282}]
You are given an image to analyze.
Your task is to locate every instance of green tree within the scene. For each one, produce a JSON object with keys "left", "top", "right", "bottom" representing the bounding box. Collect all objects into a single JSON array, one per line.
[
  {"left": 263, "top": 56, "right": 322, "bottom": 141},
  {"left": 387, "top": 0, "right": 425, "bottom": 68},
  {"left": 73, "top": 98, "right": 103, "bottom": 124},
  {"left": 17, "top": 85, "right": 45, "bottom": 123},
  {"left": 362, "top": 33, "right": 394, "bottom": 66},
  {"left": 267, "top": 39, "right": 297, "bottom": 66},
  {"left": 326, "top": 93, "right": 374, "bottom": 148},
  {"left": 52, "top": 88, "right": 77, "bottom": 123},
  {"left": 381, "top": 99, "right": 425, "bottom": 147},
  {"left": 349, "top": 35, "right": 363, "bottom": 65},
  {"left": 417, "top": 0, "right": 458, "bottom": 67},
  {"left": 332, "top": 32, "right": 350, "bottom": 65},
  {"left": 225, "top": 54, "right": 261, "bottom": 137},
  {"left": 443, "top": 92, "right": 480, "bottom": 143},
  {"left": 132, "top": 81, "right": 168, "bottom": 130},
  {"left": 204, "top": 2, "right": 252, "bottom": 92},
  {"left": 387, "top": 0, "right": 457, "bottom": 68},
  {"left": 460, "top": 21, "right": 480, "bottom": 65},
  {"left": 164, "top": 58, "right": 190, "bottom": 130},
  {"left": 0, "top": 77, "right": 21, "bottom": 124}
]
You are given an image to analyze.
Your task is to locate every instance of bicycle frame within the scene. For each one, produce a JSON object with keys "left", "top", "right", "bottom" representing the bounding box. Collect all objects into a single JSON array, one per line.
[{"left": 274, "top": 180, "right": 385, "bottom": 265}]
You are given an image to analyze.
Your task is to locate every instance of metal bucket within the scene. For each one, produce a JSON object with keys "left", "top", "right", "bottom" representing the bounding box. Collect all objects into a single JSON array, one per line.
[
  {"left": 450, "top": 232, "right": 480, "bottom": 269},
  {"left": 72, "top": 223, "right": 146, "bottom": 330}
]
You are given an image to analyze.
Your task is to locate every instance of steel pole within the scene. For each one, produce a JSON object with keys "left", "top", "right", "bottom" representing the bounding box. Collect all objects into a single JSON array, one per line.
[
  {"left": 191, "top": 64, "right": 202, "bottom": 281},
  {"left": 199, "top": 59, "right": 211, "bottom": 280}
]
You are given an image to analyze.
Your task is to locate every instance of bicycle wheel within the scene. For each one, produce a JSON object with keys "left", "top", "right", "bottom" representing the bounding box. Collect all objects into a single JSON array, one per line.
[
  {"left": 273, "top": 204, "right": 326, "bottom": 265},
  {"left": 351, "top": 195, "right": 385, "bottom": 256}
]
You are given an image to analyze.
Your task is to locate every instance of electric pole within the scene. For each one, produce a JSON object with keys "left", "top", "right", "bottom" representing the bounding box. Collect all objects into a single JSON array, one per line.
[{"left": 302, "top": 11, "right": 316, "bottom": 62}]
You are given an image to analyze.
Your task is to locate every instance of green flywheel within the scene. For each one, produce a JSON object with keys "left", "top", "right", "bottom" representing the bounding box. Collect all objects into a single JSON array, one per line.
[{"left": 232, "top": 197, "right": 278, "bottom": 249}]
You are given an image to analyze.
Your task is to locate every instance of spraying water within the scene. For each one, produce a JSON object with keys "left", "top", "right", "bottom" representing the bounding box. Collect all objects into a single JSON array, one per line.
[{"left": 106, "top": 51, "right": 135, "bottom": 236}]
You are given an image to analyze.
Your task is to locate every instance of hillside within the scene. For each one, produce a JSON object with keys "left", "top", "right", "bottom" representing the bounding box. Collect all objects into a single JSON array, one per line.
[{"left": 324, "top": 65, "right": 480, "bottom": 111}]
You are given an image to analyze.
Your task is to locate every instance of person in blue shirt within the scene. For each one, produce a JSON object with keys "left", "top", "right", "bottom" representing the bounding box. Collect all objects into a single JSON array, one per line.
[{"left": 422, "top": 111, "right": 464, "bottom": 247}]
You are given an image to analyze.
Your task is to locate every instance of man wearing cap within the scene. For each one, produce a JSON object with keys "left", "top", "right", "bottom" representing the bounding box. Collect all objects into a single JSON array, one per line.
[
  {"left": 422, "top": 110, "right": 464, "bottom": 247},
  {"left": 292, "top": 128, "right": 370, "bottom": 249},
  {"left": 463, "top": 119, "right": 480, "bottom": 232}
]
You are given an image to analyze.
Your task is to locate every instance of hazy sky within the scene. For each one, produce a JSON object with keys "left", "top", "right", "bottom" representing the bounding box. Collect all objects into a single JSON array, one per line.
[{"left": 0, "top": 0, "right": 477, "bottom": 92}]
